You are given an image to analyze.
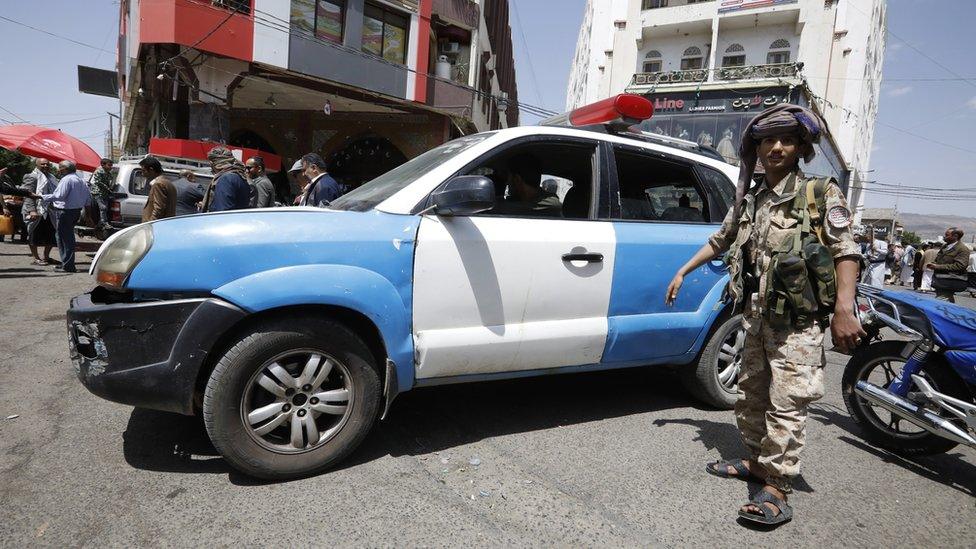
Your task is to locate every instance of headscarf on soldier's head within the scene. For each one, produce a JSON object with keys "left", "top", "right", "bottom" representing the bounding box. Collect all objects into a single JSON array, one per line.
[
  {"left": 207, "top": 147, "right": 247, "bottom": 180},
  {"left": 733, "top": 103, "right": 827, "bottom": 217},
  {"left": 202, "top": 146, "right": 248, "bottom": 212}
]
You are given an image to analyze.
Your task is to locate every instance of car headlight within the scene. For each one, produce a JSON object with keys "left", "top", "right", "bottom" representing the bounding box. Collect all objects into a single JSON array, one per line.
[{"left": 94, "top": 224, "right": 154, "bottom": 289}]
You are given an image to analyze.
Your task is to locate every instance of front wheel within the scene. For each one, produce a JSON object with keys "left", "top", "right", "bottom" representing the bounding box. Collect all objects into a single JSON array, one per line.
[
  {"left": 841, "top": 341, "right": 962, "bottom": 456},
  {"left": 681, "top": 314, "right": 743, "bottom": 409},
  {"left": 203, "top": 317, "right": 381, "bottom": 479}
]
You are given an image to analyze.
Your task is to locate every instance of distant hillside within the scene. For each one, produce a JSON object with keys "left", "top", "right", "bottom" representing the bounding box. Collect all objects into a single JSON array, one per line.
[{"left": 898, "top": 212, "right": 976, "bottom": 242}]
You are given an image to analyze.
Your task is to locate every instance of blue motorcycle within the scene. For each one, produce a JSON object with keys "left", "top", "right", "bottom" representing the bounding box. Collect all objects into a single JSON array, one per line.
[{"left": 842, "top": 284, "right": 976, "bottom": 455}]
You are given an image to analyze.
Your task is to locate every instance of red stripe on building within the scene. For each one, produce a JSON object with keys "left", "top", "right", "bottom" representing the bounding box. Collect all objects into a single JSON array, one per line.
[
  {"left": 414, "top": 0, "right": 433, "bottom": 103},
  {"left": 139, "top": 0, "right": 253, "bottom": 63}
]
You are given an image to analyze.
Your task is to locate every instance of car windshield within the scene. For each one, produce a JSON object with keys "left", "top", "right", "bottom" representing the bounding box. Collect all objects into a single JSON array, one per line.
[{"left": 329, "top": 133, "right": 492, "bottom": 212}]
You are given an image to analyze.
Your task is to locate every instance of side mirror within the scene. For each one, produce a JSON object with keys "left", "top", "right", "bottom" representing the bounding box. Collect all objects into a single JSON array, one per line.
[{"left": 431, "top": 175, "right": 495, "bottom": 216}]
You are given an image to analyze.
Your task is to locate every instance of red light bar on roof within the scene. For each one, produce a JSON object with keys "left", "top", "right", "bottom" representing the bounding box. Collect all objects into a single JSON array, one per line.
[{"left": 540, "top": 94, "right": 654, "bottom": 128}]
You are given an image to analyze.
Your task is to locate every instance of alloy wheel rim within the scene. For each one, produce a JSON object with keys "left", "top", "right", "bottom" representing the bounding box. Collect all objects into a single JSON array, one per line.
[
  {"left": 855, "top": 356, "right": 934, "bottom": 439},
  {"left": 241, "top": 349, "right": 353, "bottom": 454},
  {"left": 716, "top": 326, "right": 744, "bottom": 392}
]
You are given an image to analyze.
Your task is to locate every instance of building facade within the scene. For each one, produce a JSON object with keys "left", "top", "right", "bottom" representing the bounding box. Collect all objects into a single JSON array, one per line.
[
  {"left": 116, "top": 0, "right": 518, "bottom": 191},
  {"left": 567, "top": 0, "right": 886, "bottom": 218}
]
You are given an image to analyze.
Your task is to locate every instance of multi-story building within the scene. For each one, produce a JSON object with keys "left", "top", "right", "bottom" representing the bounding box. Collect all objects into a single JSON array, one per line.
[
  {"left": 116, "top": 0, "right": 518, "bottom": 190},
  {"left": 567, "top": 0, "right": 886, "bottom": 219}
]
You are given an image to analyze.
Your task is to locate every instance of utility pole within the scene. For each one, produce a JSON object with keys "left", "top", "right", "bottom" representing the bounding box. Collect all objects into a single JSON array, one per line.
[{"left": 106, "top": 111, "right": 120, "bottom": 160}]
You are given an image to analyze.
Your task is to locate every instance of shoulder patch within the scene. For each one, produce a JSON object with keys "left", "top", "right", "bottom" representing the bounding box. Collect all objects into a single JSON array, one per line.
[{"left": 827, "top": 205, "right": 852, "bottom": 228}]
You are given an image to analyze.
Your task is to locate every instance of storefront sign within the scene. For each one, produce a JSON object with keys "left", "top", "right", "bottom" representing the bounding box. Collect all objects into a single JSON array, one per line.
[{"left": 718, "top": 0, "right": 798, "bottom": 15}]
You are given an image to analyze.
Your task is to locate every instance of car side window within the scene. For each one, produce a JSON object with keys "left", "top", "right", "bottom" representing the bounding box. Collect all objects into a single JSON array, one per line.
[
  {"left": 612, "top": 147, "right": 713, "bottom": 223},
  {"left": 130, "top": 169, "right": 149, "bottom": 196},
  {"left": 695, "top": 165, "right": 735, "bottom": 222},
  {"left": 460, "top": 140, "right": 598, "bottom": 219}
]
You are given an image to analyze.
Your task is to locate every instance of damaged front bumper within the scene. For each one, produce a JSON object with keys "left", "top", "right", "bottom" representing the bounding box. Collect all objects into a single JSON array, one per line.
[{"left": 67, "top": 291, "right": 247, "bottom": 414}]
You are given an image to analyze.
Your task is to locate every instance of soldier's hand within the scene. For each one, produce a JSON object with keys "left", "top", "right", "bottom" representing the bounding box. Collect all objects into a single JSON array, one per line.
[
  {"left": 831, "top": 309, "right": 867, "bottom": 352},
  {"left": 666, "top": 274, "right": 684, "bottom": 307}
]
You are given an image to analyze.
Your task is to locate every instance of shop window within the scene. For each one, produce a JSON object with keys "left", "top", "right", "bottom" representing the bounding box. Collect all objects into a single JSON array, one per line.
[
  {"left": 643, "top": 50, "right": 662, "bottom": 73},
  {"left": 722, "top": 43, "right": 745, "bottom": 67},
  {"left": 680, "top": 46, "right": 703, "bottom": 70},
  {"left": 315, "top": 0, "right": 345, "bottom": 43},
  {"left": 363, "top": 2, "right": 410, "bottom": 65},
  {"left": 767, "top": 39, "right": 791, "bottom": 64},
  {"left": 291, "top": 0, "right": 345, "bottom": 43}
]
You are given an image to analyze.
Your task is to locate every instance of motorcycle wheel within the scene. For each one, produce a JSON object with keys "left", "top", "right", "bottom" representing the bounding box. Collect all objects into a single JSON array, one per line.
[{"left": 842, "top": 341, "right": 966, "bottom": 456}]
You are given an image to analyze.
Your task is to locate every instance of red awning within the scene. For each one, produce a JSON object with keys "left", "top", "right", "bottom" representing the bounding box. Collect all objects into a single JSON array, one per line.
[{"left": 148, "top": 138, "right": 282, "bottom": 172}]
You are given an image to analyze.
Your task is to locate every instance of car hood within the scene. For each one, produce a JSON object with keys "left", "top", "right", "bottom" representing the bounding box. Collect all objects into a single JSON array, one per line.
[{"left": 126, "top": 208, "right": 420, "bottom": 293}]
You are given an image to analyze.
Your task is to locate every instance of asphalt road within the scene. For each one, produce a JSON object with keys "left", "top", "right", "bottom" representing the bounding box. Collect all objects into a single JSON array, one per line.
[{"left": 0, "top": 237, "right": 973, "bottom": 547}]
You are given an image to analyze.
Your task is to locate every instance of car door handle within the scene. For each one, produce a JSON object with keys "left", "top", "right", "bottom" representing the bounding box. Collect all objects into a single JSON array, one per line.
[{"left": 562, "top": 252, "right": 603, "bottom": 263}]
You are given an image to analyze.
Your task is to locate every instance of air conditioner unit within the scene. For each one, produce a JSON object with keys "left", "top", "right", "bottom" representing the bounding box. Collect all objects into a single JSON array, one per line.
[{"left": 442, "top": 42, "right": 461, "bottom": 54}]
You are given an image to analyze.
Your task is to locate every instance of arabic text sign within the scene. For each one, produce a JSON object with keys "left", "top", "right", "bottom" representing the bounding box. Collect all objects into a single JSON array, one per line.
[{"left": 719, "top": 0, "right": 798, "bottom": 14}]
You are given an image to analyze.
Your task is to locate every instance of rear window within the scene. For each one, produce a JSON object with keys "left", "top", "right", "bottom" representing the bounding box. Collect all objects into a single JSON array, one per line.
[{"left": 128, "top": 169, "right": 212, "bottom": 196}]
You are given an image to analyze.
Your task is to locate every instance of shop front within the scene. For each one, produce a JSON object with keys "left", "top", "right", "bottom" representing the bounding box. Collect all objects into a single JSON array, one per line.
[{"left": 636, "top": 85, "right": 850, "bottom": 192}]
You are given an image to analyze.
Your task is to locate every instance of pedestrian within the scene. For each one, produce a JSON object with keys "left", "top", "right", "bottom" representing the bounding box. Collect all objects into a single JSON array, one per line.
[
  {"left": 245, "top": 156, "right": 275, "bottom": 208},
  {"left": 202, "top": 147, "right": 250, "bottom": 212},
  {"left": 920, "top": 242, "right": 939, "bottom": 291},
  {"left": 0, "top": 167, "right": 39, "bottom": 244},
  {"left": 913, "top": 243, "right": 927, "bottom": 290},
  {"left": 666, "top": 104, "right": 864, "bottom": 526},
  {"left": 139, "top": 156, "right": 177, "bottom": 222},
  {"left": 865, "top": 230, "right": 888, "bottom": 288},
  {"left": 19, "top": 173, "right": 56, "bottom": 265},
  {"left": 928, "top": 227, "right": 971, "bottom": 303},
  {"left": 171, "top": 169, "right": 205, "bottom": 216},
  {"left": 41, "top": 160, "right": 91, "bottom": 273},
  {"left": 900, "top": 242, "right": 916, "bottom": 287},
  {"left": 88, "top": 157, "right": 114, "bottom": 229},
  {"left": 298, "top": 153, "right": 342, "bottom": 207},
  {"left": 288, "top": 159, "right": 308, "bottom": 205},
  {"left": 968, "top": 247, "right": 976, "bottom": 294},
  {"left": 888, "top": 243, "right": 903, "bottom": 284}
]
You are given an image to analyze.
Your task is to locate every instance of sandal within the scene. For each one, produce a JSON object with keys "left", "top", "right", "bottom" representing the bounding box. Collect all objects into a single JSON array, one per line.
[
  {"left": 737, "top": 488, "right": 793, "bottom": 526},
  {"left": 31, "top": 259, "right": 47, "bottom": 266},
  {"left": 705, "top": 459, "right": 763, "bottom": 482}
]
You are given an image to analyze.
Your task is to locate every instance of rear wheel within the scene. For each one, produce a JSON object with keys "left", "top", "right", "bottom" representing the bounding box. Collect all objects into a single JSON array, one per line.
[
  {"left": 203, "top": 317, "right": 381, "bottom": 479},
  {"left": 681, "top": 314, "right": 743, "bottom": 409},
  {"left": 842, "top": 341, "right": 964, "bottom": 455}
]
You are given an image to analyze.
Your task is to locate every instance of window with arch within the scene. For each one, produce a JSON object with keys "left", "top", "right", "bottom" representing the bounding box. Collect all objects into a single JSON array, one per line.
[
  {"left": 722, "top": 43, "right": 746, "bottom": 67},
  {"left": 680, "top": 46, "right": 703, "bottom": 70},
  {"left": 767, "top": 39, "right": 791, "bottom": 64},
  {"left": 643, "top": 50, "right": 663, "bottom": 73}
]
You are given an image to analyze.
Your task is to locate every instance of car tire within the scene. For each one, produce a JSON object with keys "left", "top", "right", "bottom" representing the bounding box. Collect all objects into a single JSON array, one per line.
[
  {"left": 680, "top": 314, "right": 743, "bottom": 410},
  {"left": 203, "top": 316, "right": 381, "bottom": 480}
]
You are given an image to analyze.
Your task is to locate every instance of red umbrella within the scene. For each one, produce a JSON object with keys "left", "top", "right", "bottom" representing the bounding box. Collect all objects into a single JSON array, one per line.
[{"left": 0, "top": 124, "right": 102, "bottom": 171}]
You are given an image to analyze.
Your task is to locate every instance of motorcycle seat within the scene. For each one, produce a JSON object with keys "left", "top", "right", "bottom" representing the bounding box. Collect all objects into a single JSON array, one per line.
[{"left": 883, "top": 290, "right": 976, "bottom": 351}]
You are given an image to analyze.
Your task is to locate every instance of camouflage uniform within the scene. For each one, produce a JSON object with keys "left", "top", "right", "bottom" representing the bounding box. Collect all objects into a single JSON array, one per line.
[{"left": 709, "top": 171, "right": 860, "bottom": 492}]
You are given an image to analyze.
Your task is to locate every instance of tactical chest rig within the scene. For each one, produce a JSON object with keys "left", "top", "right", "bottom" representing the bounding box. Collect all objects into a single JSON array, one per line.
[{"left": 766, "top": 177, "right": 837, "bottom": 329}]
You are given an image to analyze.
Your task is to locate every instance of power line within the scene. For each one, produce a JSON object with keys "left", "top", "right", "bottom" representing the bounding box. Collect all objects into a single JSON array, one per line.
[
  {"left": 159, "top": 4, "right": 238, "bottom": 70},
  {"left": 847, "top": 1, "right": 976, "bottom": 89},
  {"left": 0, "top": 104, "right": 30, "bottom": 124},
  {"left": 510, "top": 1, "right": 546, "bottom": 108},
  {"left": 0, "top": 15, "right": 115, "bottom": 55}
]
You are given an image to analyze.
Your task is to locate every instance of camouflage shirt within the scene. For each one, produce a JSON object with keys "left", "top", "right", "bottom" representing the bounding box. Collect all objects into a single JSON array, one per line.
[
  {"left": 90, "top": 167, "right": 115, "bottom": 197},
  {"left": 708, "top": 171, "right": 860, "bottom": 327}
]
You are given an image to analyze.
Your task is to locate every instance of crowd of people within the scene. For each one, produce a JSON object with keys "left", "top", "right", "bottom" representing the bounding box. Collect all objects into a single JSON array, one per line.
[
  {"left": 0, "top": 147, "right": 347, "bottom": 272},
  {"left": 858, "top": 227, "right": 974, "bottom": 303}
]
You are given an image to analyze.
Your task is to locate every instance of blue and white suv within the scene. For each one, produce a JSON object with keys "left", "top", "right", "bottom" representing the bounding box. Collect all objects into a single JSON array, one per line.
[{"left": 69, "top": 95, "right": 744, "bottom": 479}]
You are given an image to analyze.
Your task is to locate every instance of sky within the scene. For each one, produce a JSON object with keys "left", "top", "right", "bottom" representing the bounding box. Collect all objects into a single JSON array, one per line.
[{"left": 1, "top": 0, "right": 974, "bottom": 217}]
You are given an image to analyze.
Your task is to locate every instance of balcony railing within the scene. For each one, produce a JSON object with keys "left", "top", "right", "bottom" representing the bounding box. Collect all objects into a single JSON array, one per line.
[
  {"left": 630, "top": 63, "right": 799, "bottom": 86},
  {"left": 642, "top": 0, "right": 715, "bottom": 9}
]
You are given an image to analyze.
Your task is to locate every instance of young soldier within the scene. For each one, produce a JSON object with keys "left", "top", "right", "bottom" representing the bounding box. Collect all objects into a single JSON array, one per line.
[{"left": 666, "top": 104, "right": 865, "bottom": 526}]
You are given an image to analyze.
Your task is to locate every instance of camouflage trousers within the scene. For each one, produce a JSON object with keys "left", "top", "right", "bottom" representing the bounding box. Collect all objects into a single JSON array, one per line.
[{"left": 735, "top": 319, "right": 826, "bottom": 493}]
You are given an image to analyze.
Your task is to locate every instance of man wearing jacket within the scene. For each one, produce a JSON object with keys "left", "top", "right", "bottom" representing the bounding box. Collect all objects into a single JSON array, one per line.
[
  {"left": 928, "top": 227, "right": 971, "bottom": 302},
  {"left": 139, "top": 156, "right": 176, "bottom": 222}
]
